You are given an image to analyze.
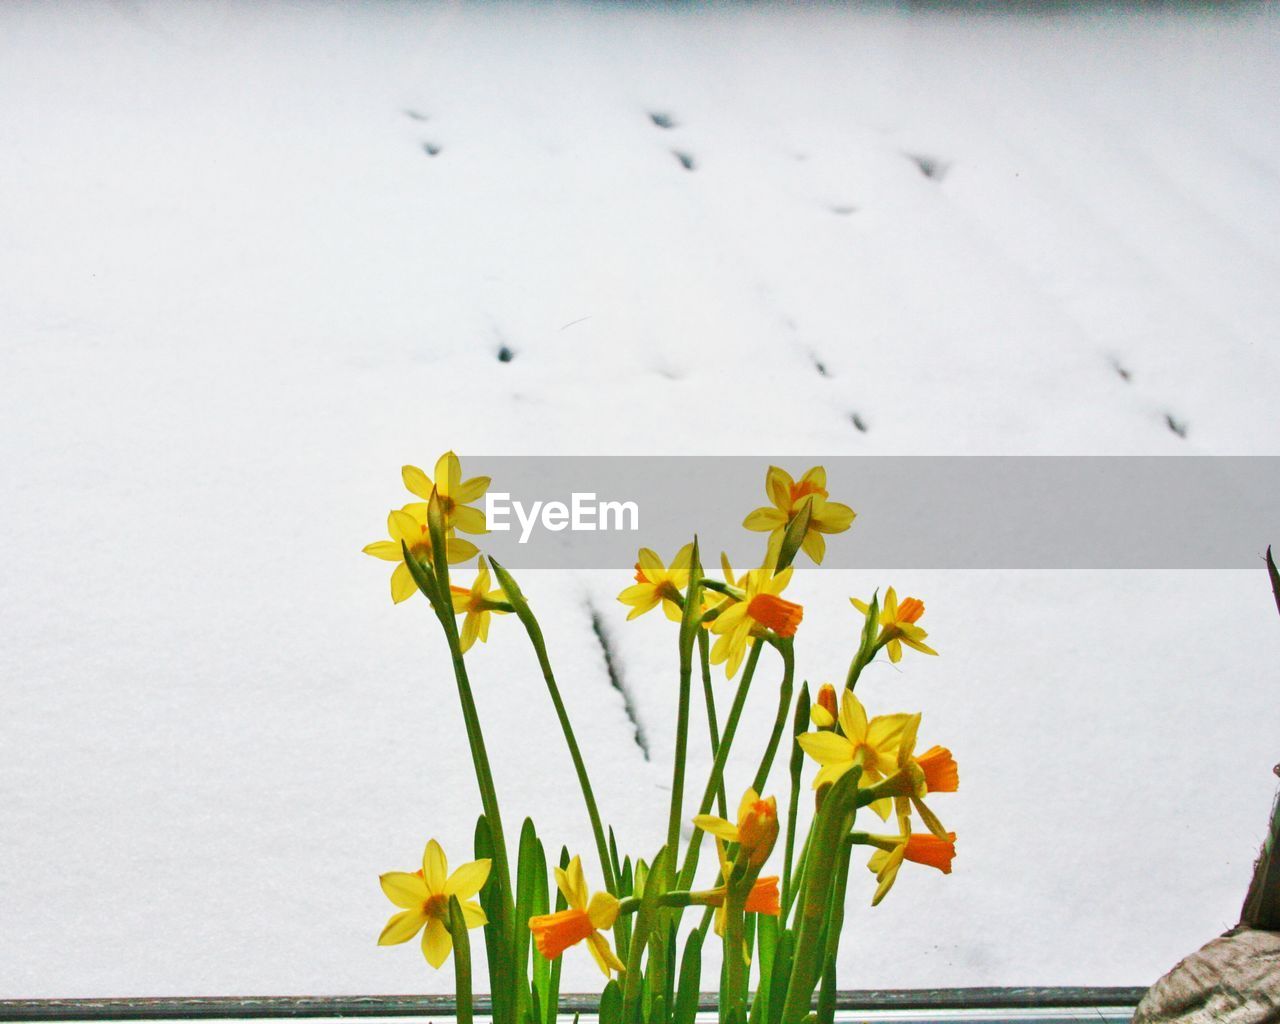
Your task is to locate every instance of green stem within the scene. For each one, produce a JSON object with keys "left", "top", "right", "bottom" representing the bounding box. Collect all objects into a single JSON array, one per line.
[
  {"left": 677, "top": 641, "right": 764, "bottom": 892},
  {"left": 667, "top": 565, "right": 700, "bottom": 869},
  {"left": 510, "top": 606, "right": 616, "bottom": 896},
  {"left": 697, "top": 628, "right": 728, "bottom": 819},
  {"left": 723, "top": 891, "right": 748, "bottom": 1023},
  {"left": 446, "top": 897, "right": 474, "bottom": 1024},
  {"left": 781, "top": 683, "right": 809, "bottom": 915},
  {"left": 750, "top": 640, "right": 794, "bottom": 794}
]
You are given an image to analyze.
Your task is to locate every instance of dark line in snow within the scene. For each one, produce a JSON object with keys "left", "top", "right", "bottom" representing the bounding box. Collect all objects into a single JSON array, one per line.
[
  {"left": 673, "top": 150, "right": 696, "bottom": 171},
  {"left": 1165, "top": 413, "right": 1188, "bottom": 439},
  {"left": 404, "top": 109, "right": 429, "bottom": 122},
  {"left": 587, "top": 602, "right": 649, "bottom": 761},
  {"left": 649, "top": 111, "right": 677, "bottom": 129},
  {"left": 906, "top": 153, "right": 950, "bottom": 181},
  {"left": 559, "top": 316, "right": 592, "bottom": 331},
  {"left": 851, "top": 412, "right": 869, "bottom": 433}
]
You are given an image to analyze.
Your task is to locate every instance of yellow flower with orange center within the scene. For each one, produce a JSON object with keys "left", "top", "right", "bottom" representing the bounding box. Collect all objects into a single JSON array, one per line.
[
  {"left": 851, "top": 587, "right": 938, "bottom": 663},
  {"left": 710, "top": 567, "right": 803, "bottom": 678},
  {"left": 363, "top": 505, "right": 479, "bottom": 604},
  {"left": 527, "top": 856, "right": 624, "bottom": 977},
  {"left": 449, "top": 558, "right": 508, "bottom": 653},
  {"left": 377, "top": 839, "right": 490, "bottom": 967},
  {"left": 743, "top": 465, "right": 856, "bottom": 565},
  {"left": 693, "top": 788, "right": 780, "bottom": 870},
  {"left": 866, "top": 831, "right": 957, "bottom": 906},
  {"left": 401, "top": 451, "right": 490, "bottom": 535},
  {"left": 796, "top": 690, "right": 912, "bottom": 820},
  {"left": 886, "top": 713, "right": 957, "bottom": 839},
  {"left": 616, "top": 544, "right": 693, "bottom": 622}
]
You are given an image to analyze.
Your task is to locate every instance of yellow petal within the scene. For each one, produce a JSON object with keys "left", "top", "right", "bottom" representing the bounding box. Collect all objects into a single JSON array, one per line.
[
  {"left": 379, "top": 908, "right": 427, "bottom": 945},
  {"left": 421, "top": 915, "right": 453, "bottom": 968},
  {"left": 669, "top": 543, "right": 695, "bottom": 572},
  {"left": 851, "top": 596, "right": 870, "bottom": 615},
  {"left": 736, "top": 788, "right": 760, "bottom": 824},
  {"left": 692, "top": 815, "right": 740, "bottom": 843},
  {"left": 401, "top": 465, "right": 434, "bottom": 501},
  {"left": 896, "top": 713, "right": 922, "bottom": 767},
  {"left": 363, "top": 541, "right": 402, "bottom": 562},
  {"left": 887, "top": 638, "right": 903, "bottom": 663},
  {"left": 743, "top": 507, "right": 785, "bottom": 532},
  {"left": 380, "top": 871, "right": 429, "bottom": 909},
  {"left": 838, "top": 690, "right": 868, "bottom": 742},
  {"left": 883, "top": 587, "right": 899, "bottom": 618},
  {"left": 459, "top": 612, "right": 480, "bottom": 653},
  {"left": 636, "top": 548, "right": 664, "bottom": 578},
  {"left": 800, "top": 530, "right": 826, "bottom": 564},
  {"left": 434, "top": 452, "right": 462, "bottom": 498},
  {"left": 455, "top": 475, "right": 491, "bottom": 504},
  {"left": 587, "top": 891, "right": 620, "bottom": 930},
  {"left": 423, "top": 840, "right": 448, "bottom": 894},
  {"left": 458, "top": 899, "right": 488, "bottom": 929},
  {"left": 796, "top": 731, "right": 853, "bottom": 767},
  {"left": 765, "top": 466, "right": 793, "bottom": 510},
  {"left": 901, "top": 633, "right": 939, "bottom": 657},
  {"left": 391, "top": 562, "right": 417, "bottom": 604},
  {"left": 586, "top": 932, "right": 626, "bottom": 976},
  {"left": 799, "top": 466, "right": 827, "bottom": 491},
  {"left": 389, "top": 508, "right": 422, "bottom": 544},
  {"left": 555, "top": 857, "right": 588, "bottom": 910},
  {"left": 445, "top": 538, "right": 480, "bottom": 564},
  {"left": 452, "top": 504, "right": 487, "bottom": 535},
  {"left": 815, "top": 501, "right": 855, "bottom": 533},
  {"left": 867, "top": 713, "right": 914, "bottom": 758},
  {"left": 868, "top": 796, "right": 893, "bottom": 821},
  {"left": 812, "top": 761, "right": 855, "bottom": 789},
  {"left": 444, "top": 858, "right": 491, "bottom": 900}
]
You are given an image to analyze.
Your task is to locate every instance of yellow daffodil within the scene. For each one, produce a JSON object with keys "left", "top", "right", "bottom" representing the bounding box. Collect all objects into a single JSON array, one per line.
[
  {"left": 743, "top": 465, "right": 855, "bottom": 565},
  {"left": 693, "top": 788, "right": 780, "bottom": 869},
  {"left": 449, "top": 558, "right": 508, "bottom": 653},
  {"left": 402, "top": 451, "right": 490, "bottom": 535},
  {"left": 796, "top": 690, "right": 911, "bottom": 819},
  {"left": 884, "top": 713, "right": 956, "bottom": 839},
  {"left": 710, "top": 567, "right": 803, "bottom": 678},
  {"left": 528, "top": 856, "right": 625, "bottom": 977},
  {"left": 363, "top": 505, "right": 479, "bottom": 604},
  {"left": 866, "top": 831, "right": 957, "bottom": 906},
  {"left": 851, "top": 587, "right": 938, "bottom": 663},
  {"left": 617, "top": 544, "right": 693, "bottom": 622},
  {"left": 378, "top": 839, "right": 490, "bottom": 968},
  {"left": 810, "top": 683, "right": 838, "bottom": 729}
]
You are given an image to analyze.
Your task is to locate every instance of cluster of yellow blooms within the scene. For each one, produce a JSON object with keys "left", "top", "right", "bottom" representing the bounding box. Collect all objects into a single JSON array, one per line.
[{"left": 367, "top": 452, "right": 959, "bottom": 998}]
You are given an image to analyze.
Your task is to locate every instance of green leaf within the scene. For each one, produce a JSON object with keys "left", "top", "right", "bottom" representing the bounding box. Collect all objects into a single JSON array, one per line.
[
  {"left": 766, "top": 928, "right": 795, "bottom": 1024},
  {"left": 447, "top": 895, "right": 474, "bottom": 1024},
  {"left": 599, "top": 980, "right": 624, "bottom": 1024},
  {"left": 672, "top": 929, "right": 703, "bottom": 1024},
  {"left": 782, "top": 681, "right": 810, "bottom": 915},
  {"left": 750, "top": 914, "right": 779, "bottom": 1024}
]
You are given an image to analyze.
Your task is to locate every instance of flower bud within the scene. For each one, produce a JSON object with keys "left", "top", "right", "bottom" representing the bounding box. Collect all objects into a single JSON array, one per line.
[
  {"left": 810, "top": 683, "right": 838, "bottom": 729},
  {"left": 737, "top": 794, "right": 779, "bottom": 868}
]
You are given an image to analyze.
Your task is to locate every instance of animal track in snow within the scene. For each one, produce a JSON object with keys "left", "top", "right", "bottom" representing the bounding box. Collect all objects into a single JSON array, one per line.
[
  {"left": 497, "top": 345, "right": 515, "bottom": 363},
  {"left": 649, "top": 111, "right": 677, "bottom": 129},
  {"left": 850, "top": 412, "right": 869, "bottom": 432},
  {"left": 1165, "top": 413, "right": 1188, "bottom": 438},
  {"left": 906, "top": 153, "right": 950, "bottom": 182},
  {"left": 422, "top": 142, "right": 442, "bottom": 157},
  {"left": 673, "top": 150, "right": 696, "bottom": 171},
  {"left": 830, "top": 205, "right": 857, "bottom": 216}
]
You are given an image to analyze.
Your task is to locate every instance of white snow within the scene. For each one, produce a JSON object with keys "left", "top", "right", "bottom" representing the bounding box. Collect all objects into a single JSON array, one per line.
[{"left": 2, "top": 0, "right": 1279, "bottom": 1001}]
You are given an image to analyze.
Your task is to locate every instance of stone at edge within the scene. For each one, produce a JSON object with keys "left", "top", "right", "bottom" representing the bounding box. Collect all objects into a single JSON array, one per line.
[{"left": 1133, "top": 926, "right": 1280, "bottom": 1024}]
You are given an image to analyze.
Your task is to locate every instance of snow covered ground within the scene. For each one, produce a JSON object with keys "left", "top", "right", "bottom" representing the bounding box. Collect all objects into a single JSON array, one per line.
[{"left": 2, "top": 0, "right": 1279, "bottom": 1001}]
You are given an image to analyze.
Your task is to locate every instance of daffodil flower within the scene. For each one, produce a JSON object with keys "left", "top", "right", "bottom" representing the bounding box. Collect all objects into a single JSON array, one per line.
[
  {"left": 710, "top": 567, "right": 803, "bottom": 678},
  {"left": 851, "top": 587, "right": 938, "bottom": 663},
  {"left": 616, "top": 544, "right": 693, "bottom": 622},
  {"left": 795, "top": 690, "right": 912, "bottom": 819},
  {"left": 449, "top": 558, "right": 508, "bottom": 653},
  {"left": 864, "top": 830, "right": 957, "bottom": 906},
  {"left": 528, "top": 856, "right": 625, "bottom": 977},
  {"left": 743, "top": 465, "right": 855, "bottom": 565},
  {"left": 378, "top": 839, "right": 490, "bottom": 968},
  {"left": 692, "top": 788, "right": 779, "bottom": 870},
  {"left": 363, "top": 505, "right": 479, "bottom": 604},
  {"left": 702, "top": 845, "right": 780, "bottom": 937},
  {"left": 882, "top": 713, "right": 956, "bottom": 839},
  {"left": 402, "top": 451, "right": 490, "bottom": 535}
]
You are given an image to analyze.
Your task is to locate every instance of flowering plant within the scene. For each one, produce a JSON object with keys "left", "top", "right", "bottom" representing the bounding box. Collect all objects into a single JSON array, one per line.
[{"left": 366, "top": 454, "right": 958, "bottom": 1024}]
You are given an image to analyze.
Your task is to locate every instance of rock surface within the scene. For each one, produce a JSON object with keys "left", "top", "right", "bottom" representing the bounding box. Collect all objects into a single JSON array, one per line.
[{"left": 1134, "top": 927, "right": 1280, "bottom": 1024}]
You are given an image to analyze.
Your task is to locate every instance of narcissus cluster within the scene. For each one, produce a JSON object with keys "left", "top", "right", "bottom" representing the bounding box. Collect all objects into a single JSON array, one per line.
[{"left": 367, "top": 455, "right": 959, "bottom": 1024}]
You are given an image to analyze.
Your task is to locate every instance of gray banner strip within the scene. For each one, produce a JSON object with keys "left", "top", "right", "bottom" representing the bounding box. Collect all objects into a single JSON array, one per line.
[{"left": 442, "top": 456, "right": 1279, "bottom": 570}]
